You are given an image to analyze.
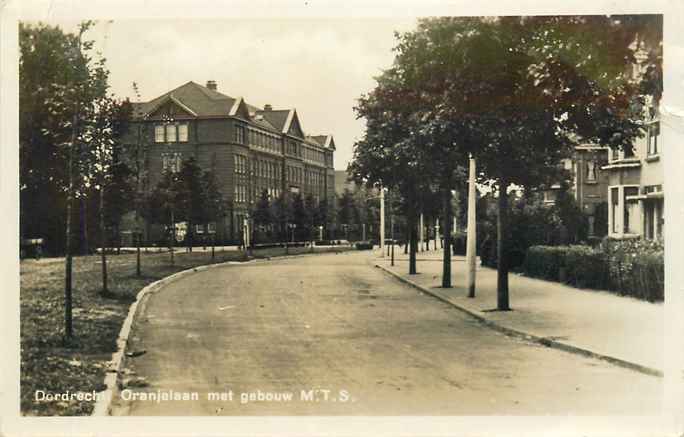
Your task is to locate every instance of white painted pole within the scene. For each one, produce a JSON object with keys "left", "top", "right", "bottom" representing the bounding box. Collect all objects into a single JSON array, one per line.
[
  {"left": 380, "top": 186, "right": 385, "bottom": 257},
  {"left": 419, "top": 213, "right": 424, "bottom": 252},
  {"left": 466, "top": 154, "right": 477, "bottom": 298}
]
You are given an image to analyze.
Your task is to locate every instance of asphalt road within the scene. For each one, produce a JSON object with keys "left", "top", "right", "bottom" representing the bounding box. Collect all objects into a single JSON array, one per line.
[{"left": 111, "top": 252, "right": 662, "bottom": 416}]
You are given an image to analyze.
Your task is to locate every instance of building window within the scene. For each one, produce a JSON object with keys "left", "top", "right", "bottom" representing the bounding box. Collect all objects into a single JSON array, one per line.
[
  {"left": 647, "top": 121, "right": 660, "bottom": 156},
  {"left": 195, "top": 224, "right": 204, "bottom": 234},
  {"left": 155, "top": 125, "right": 165, "bottom": 143},
  {"left": 586, "top": 161, "right": 597, "bottom": 182},
  {"left": 234, "top": 155, "right": 247, "bottom": 174},
  {"left": 623, "top": 187, "right": 639, "bottom": 234},
  {"left": 166, "top": 124, "right": 177, "bottom": 143},
  {"left": 235, "top": 125, "right": 246, "bottom": 144},
  {"left": 162, "top": 152, "right": 182, "bottom": 173},
  {"left": 178, "top": 123, "right": 188, "bottom": 142}
]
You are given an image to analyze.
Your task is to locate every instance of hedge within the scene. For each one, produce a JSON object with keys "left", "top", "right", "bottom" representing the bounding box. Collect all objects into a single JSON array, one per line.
[{"left": 522, "top": 241, "right": 663, "bottom": 302}]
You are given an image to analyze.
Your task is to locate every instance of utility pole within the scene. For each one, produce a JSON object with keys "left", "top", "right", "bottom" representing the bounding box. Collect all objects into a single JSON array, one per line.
[
  {"left": 390, "top": 189, "right": 395, "bottom": 266},
  {"left": 419, "top": 213, "right": 424, "bottom": 252},
  {"left": 466, "top": 154, "right": 477, "bottom": 298},
  {"left": 380, "top": 186, "right": 385, "bottom": 256}
]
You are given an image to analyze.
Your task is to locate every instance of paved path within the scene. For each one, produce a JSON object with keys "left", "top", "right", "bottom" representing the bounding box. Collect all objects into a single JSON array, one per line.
[
  {"left": 377, "top": 248, "right": 663, "bottom": 373},
  {"left": 111, "top": 251, "right": 662, "bottom": 416}
]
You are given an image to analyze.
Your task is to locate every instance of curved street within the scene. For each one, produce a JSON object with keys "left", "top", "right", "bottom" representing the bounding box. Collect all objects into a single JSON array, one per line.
[{"left": 111, "top": 252, "right": 662, "bottom": 416}]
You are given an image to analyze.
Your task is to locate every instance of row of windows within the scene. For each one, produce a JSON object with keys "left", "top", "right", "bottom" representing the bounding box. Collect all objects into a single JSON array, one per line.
[
  {"left": 195, "top": 223, "right": 216, "bottom": 234},
  {"left": 287, "top": 165, "right": 303, "bottom": 185},
  {"left": 303, "top": 146, "right": 325, "bottom": 165},
  {"left": 249, "top": 129, "right": 280, "bottom": 154},
  {"left": 254, "top": 185, "right": 282, "bottom": 200},
  {"left": 254, "top": 159, "right": 281, "bottom": 180},
  {"left": 155, "top": 123, "right": 189, "bottom": 143}
]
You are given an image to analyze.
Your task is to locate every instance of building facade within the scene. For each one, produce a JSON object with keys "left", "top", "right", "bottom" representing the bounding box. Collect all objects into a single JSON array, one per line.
[
  {"left": 544, "top": 145, "right": 610, "bottom": 236},
  {"left": 602, "top": 115, "right": 663, "bottom": 240},
  {"left": 122, "top": 80, "right": 336, "bottom": 244},
  {"left": 601, "top": 45, "right": 664, "bottom": 242}
]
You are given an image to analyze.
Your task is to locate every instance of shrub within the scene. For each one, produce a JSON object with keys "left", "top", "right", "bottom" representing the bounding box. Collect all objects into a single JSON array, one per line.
[{"left": 522, "top": 240, "right": 663, "bottom": 302}]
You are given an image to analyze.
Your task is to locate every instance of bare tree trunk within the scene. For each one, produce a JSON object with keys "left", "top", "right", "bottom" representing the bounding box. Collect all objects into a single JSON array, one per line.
[
  {"left": 100, "top": 187, "right": 108, "bottom": 295},
  {"left": 80, "top": 197, "right": 89, "bottom": 255},
  {"left": 497, "top": 177, "right": 510, "bottom": 310},
  {"left": 64, "top": 107, "right": 78, "bottom": 341},
  {"left": 442, "top": 187, "right": 453, "bottom": 288},
  {"left": 64, "top": 156, "right": 74, "bottom": 340}
]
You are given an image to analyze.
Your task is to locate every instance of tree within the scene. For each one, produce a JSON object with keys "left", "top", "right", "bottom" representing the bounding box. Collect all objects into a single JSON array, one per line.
[
  {"left": 146, "top": 169, "right": 183, "bottom": 264},
  {"left": 304, "top": 194, "right": 318, "bottom": 243},
  {"left": 20, "top": 22, "right": 89, "bottom": 256},
  {"left": 201, "top": 168, "right": 225, "bottom": 257},
  {"left": 291, "top": 193, "right": 308, "bottom": 241},
  {"left": 128, "top": 82, "right": 152, "bottom": 275},
  {"left": 386, "top": 16, "right": 656, "bottom": 309},
  {"left": 252, "top": 189, "right": 272, "bottom": 243},
  {"left": 175, "top": 158, "right": 206, "bottom": 252},
  {"left": 86, "top": 95, "right": 133, "bottom": 295},
  {"left": 350, "top": 60, "right": 450, "bottom": 276},
  {"left": 22, "top": 21, "right": 120, "bottom": 339},
  {"left": 270, "top": 192, "right": 293, "bottom": 242}
]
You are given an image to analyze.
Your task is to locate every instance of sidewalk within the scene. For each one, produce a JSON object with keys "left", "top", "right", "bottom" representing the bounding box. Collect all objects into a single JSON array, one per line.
[{"left": 373, "top": 247, "right": 663, "bottom": 375}]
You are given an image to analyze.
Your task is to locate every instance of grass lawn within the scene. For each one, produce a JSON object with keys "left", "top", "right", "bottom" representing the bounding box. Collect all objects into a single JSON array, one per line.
[{"left": 20, "top": 245, "right": 349, "bottom": 416}]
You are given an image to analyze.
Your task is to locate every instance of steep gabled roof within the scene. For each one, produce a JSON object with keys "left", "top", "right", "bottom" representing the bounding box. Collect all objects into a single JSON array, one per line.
[
  {"left": 256, "top": 109, "right": 291, "bottom": 133},
  {"left": 133, "top": 81, "right": 236, "bottom": 119},
  {"left": 309, "top": 135, "right": 335, "bottom": 150},
  {"left": 285, "top": 110, "right": 305, "bottom": 138}
]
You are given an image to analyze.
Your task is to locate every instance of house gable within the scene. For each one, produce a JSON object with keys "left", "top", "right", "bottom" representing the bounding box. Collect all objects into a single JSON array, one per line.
[
  {"left": 229, "top": 97, "right": 251, "bottom": 121},
  {"left": 286, "top": 110, "right": 304, "bottom": 138},
  {"left": 146, "top": 94, "right": 198, "bottom": 120}
]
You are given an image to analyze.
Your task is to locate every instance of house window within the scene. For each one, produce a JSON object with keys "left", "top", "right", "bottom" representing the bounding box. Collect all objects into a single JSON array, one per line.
[
  {"left": 647, "top": 121, "right": 660, "bottom": 156},
  {"left": 207, "top": 222, "right": 216, "bottom": 234},
  {"left": 611, "top": 147, "right": 619, "bottom": 162},
  {"left": 155, "top": 125, "right": 165, "bottom": 143},
  {"left": 166, "top": 124, "right": 177, "bottom": 143},
  {"left": 178, "top": 124, "right": 188, "bottom": 142},
  {"left": 623, "top": 187, "right": 639, "bottom": 234},
  {"left": 195, "top": 224, "right": 205, "bottom": 234},
  {"left": 586, "top": 161, "right": 597, "bottom": 182}
]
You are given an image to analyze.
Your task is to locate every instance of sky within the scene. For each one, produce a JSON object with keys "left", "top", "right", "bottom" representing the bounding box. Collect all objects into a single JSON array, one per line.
[{"left": 35, "top": 18, "right": 418, "bottom": 171}]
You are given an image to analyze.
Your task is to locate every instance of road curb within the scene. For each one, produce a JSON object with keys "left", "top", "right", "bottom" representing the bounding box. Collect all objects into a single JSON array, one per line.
[
  {"left": 91, "top": 250, "right": 346, "bottom": 416},
  {"left": 374, "top": 263, "right": 663, "bottom": 378}
]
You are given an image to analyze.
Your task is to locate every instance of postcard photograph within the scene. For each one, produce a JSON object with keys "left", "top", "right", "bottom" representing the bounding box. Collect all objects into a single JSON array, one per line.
[{"left": 10, "top": 8, "right": 679, "bottom": 428}]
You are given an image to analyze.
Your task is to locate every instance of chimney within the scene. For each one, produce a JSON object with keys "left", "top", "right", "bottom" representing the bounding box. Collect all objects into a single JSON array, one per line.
[
  {"left": 263, "top": 104, "right": 272, "bottom": 111},
  {"left": 206, "top": 80, "right": 217, "bottom": 91}
]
